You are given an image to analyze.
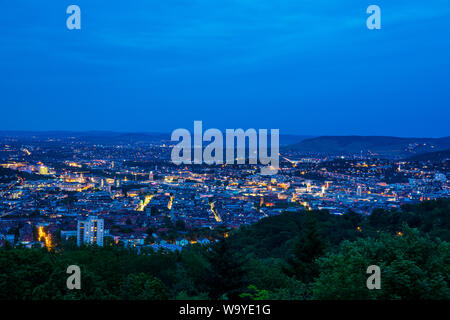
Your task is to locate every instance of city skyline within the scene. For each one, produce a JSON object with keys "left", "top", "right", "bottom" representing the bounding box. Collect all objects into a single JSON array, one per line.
[{"left": 1, "top": 1, "right": 450, "bottom": 306}]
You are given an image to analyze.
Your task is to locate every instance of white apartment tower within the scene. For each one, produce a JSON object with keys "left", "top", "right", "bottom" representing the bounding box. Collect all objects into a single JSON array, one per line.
[
  {"left": 77, "top": 216, "right": 104, "bottom": 246},
  {"left": 356, "top": 185, "right": 362, "bottom": 197}
]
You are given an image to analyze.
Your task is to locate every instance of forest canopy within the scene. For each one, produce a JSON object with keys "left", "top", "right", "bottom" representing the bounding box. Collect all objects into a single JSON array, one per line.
[{"left": 0, "top": 198, "right": 449, "bottom": 300}]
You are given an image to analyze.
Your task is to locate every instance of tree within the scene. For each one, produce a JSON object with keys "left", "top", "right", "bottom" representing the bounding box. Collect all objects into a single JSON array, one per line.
[
  {"left": 240, "top": 285, "right": 271, "bottom": 300},
  {"left": 206, "top": 239, "right": 247, "bottom": 300},
  {"left": 176, "top": 246, "right": 210, "bottom": 295},
  {"left": 284, "top": 217, "right": 326, "bottom": 284},
  {"left": 312, "top": 227, "right": 450, "bottom": 299},
  {"left": 242, "top": 257, "right": 306, "bottom": 299},
  {"left": 120, "top": 273, "right": 167, "bottom": 300}
]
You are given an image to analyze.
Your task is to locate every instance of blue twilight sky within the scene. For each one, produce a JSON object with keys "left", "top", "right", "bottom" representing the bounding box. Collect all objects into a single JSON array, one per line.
[{"left": 0, "top": 1, "right": 449, "bottom": 137}]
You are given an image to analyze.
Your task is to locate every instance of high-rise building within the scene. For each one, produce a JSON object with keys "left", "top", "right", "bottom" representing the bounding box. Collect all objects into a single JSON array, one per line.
[
  {"left": 169, "top": 206, "right": 176, "bottom": 222},
  {"left": 77, "top": 216, "right": 104, "bottom": 246},
  {"left": 356, "top": 185, "right": 362, "bottom": 197}
]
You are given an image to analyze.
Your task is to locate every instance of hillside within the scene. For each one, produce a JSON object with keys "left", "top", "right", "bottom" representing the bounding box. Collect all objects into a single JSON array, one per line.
[
  {"left": 408, "top": 149, "right": 450, "bottom": 162},
  {"left": 0, "top": 198, "right": 449, "bottom": 300},
  {"left": 286, "top": 136, "right": 450, "bottom": 158}
]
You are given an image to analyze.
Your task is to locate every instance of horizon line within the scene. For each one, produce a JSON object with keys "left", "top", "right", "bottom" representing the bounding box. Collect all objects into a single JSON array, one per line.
[{"left": 0, "top": 130, "right": 449, "bottom": 140}]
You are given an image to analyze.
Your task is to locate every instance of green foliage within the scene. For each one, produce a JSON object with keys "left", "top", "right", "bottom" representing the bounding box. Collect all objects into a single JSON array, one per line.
[
  {"left": 240, "top": 285, "right": 271, "bottom": 300},
  {"left": 120, "top": 273, "right": 167, "bottom": 300},
  {"left": 312, "top": 227, "right": 450, "bottom": 300},
  {"left": 205, "top": 239, "right": 247, "bottom": 300},
  {"left": 370, "top": 199, "right": 450, "bottom": 241},
  {"left": 284, "top": 217, "right": 326, "bottom": 283},
  {"left": 0, "top": 198, "right": 448, "bottom": 300},
  {"left": 243, "top": 257, "right": 307, "bottom": 299},
  {"left": 175, "top": 291, "right": 209, "bottom": 300}
]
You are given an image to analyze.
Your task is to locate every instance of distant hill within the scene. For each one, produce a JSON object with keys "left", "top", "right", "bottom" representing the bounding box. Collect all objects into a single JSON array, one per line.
[
  {"left": 279, "top": 135, "right": 313, "bottom": 146},
  {"left": 0, "top": 131, "right": 171, "bottom": 145},
  {"left": 78, "top": 132, "right": 171, "bottom": 145},
  {"left": 408, "top": 149, "right": 450, "bottom": 162},
  {"left": 0, "top": 130, "right": 312, "bottom": 147},
  {"left": 286, "top": 136, "right": 450, "bottom": 158}
]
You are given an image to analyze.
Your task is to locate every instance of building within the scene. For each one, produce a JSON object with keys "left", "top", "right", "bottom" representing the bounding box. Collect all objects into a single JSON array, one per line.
[
  {"left": 77, "top": 216, "right": 104, "bottom": 246},
  {"left": 306, "top": 181, "right": 312, "bottom": 193},
  {"left": 38, "top": 165, "right": 48, "bottom": 175},
  {"left": 321, "top": 185, "right": 326, "bottom": 197},
  {"left": 434, "top": 173, "right": 446, "bottom": 182},
  {"left": 61, "top": 230, "right": 77, "bottom": 240},
  {"left": 357, "top": 185, "right": 362, "bottom": 197}
]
